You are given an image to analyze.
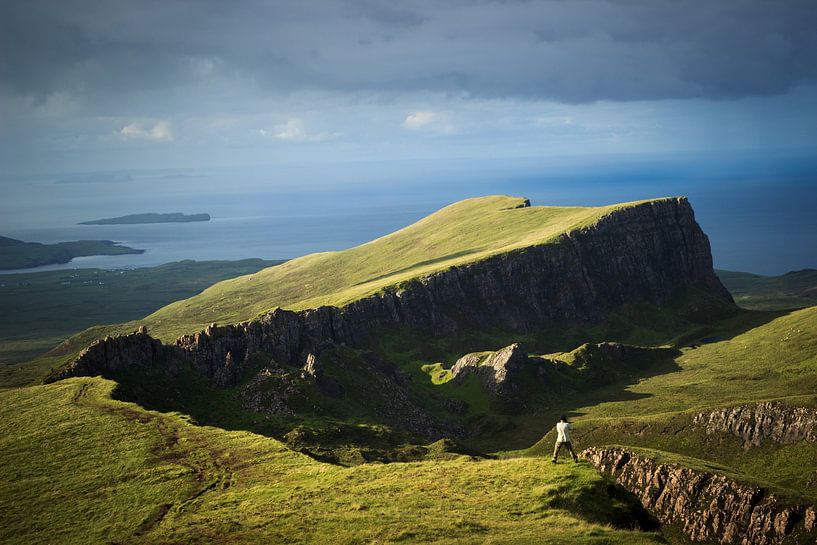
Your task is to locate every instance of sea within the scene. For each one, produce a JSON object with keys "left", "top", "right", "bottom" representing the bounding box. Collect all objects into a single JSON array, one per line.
[{"left": 1, "top": 153, "right": 815, "bottom": 276}]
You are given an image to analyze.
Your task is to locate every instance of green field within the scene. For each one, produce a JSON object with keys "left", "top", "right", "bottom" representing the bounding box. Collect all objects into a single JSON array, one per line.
[
  {"left": 717, "top": 268, "right": 817, "bottom": 310},
  {"left": 0, "top": 378, "right": 664, "bottom": 545},
  {"left": 520, "top": 305, "right": 817, "bottom": 499},
  {"left": 2, "top": 195, "right": 816, "bottom": 544},
  {"left": 0, "top": 259, "right": 280, "bottom": 384},
  {"left": 0, "top": 236, "right": 144, "bottom": 270}
]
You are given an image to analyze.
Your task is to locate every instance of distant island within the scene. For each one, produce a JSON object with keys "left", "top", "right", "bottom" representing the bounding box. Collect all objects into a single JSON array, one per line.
[
  {"left": 79, "top": 212, "right": 211, "bottom": 225},
  {"left": 0, "top": 236, "right": 144, "bottom": 270}
]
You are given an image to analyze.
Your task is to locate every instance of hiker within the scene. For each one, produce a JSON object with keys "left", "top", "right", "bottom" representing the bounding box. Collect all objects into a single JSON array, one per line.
[{"left": 551, "top": 415, "right": 579, "bottom": 463}]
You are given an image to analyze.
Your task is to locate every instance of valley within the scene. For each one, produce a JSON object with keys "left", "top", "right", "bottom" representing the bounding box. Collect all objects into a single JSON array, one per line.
[{"left": 2, "top": 195, "right": 816, "bottom": 544}]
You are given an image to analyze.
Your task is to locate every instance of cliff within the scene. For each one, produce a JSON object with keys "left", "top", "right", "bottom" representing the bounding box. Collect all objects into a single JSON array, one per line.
[
  {"left": 584, "top": 447, "right": 817, "bottom": 545},
  {"left": 46, "top": 197, "right": 732, "bottom": 386},
  {"left": 693, "top": 402, "right": 817, "bottom": 449}
]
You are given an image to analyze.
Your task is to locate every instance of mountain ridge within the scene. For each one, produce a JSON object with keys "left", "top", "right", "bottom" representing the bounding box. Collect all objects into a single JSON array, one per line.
[{"left": 46, "top": 195, "right": 731, "bottom": 390}]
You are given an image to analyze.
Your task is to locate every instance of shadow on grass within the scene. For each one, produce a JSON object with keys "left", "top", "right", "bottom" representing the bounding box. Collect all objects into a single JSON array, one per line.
[{"left": 77, "top": 304, "right": 788, "bottom": 463}]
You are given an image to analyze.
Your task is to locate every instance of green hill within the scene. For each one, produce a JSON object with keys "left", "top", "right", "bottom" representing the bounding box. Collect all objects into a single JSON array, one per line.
[
  {"left": 717, "top": 268, "right": 817, "bottom": 310},
  {"left": 0, "top": 378, "right": 663, "bottom": 545},
  {"left": 4, "top": 195, "right": 817, "bottom": 544},
  {"left": 0, "top": 236, "right": 144, "bottom": 270},
  {"left": 141, "top": 196, "right": 660, "bottom": 341}
]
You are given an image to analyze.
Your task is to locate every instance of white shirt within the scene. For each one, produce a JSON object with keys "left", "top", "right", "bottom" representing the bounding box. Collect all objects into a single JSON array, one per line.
[{"left": 556, "top": 421, "right": 572, "bottom": 443}]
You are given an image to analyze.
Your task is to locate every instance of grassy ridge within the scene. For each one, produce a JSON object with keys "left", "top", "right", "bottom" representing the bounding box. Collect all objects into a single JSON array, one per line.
[
  {"left": 0, "top": 378, "right": 665, "bottom": 545},
  {"left": 571, "top": 305, "right": 817, "bottom": 420},
  {"left": 142, "top": 196, "right": 665, "bottom": 342},
  {"left": 1, "top": 195, "right": 816, "bottom": 543},
  {"left": 519, "top": 305, "right": 817, "bottom": 500}
]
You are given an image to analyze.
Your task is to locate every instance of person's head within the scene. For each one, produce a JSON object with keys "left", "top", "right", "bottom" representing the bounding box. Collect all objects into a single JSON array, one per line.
[{"left": 559, "top": 414, "right": 568, "bottom": 423}]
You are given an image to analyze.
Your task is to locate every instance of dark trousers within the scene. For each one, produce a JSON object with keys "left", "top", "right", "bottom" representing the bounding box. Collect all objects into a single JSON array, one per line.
[{"left": 552, "top": 441, "right": 578, "bottom": 461}]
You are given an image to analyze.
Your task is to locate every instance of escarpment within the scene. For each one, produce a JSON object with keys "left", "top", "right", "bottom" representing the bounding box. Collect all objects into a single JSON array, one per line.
[
  {"left": 693, "top": 402, "right": 817, "bottom": 449},
  {"left": 46, "top": 197, "right": 731, "bottom": 387},
  {"left": 584, "top": 447, "right": 817, "bottom": 545}
]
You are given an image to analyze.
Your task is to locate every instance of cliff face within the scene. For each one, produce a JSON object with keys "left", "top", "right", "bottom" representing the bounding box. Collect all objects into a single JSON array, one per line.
[
  {"left": 693, "top": 402, "right": 817, "bottom": 449},
  {"left": 584, "top": 447, "right": 817, "bottom": 545},
  {"left": 450, "top": 343, "right": 528, "bottom": 396},
  {"left": 47, "top": 327, "right": 169, "bottom": 382},
  {"left": 47, "top": 197, "right": 731, "bottom": 386}
]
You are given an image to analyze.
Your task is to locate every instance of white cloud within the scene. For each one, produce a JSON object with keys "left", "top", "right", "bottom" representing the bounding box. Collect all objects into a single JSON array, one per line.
[
  {"left": 402, "top": 111, "right": 454, "bottom": 133},
  {"left": 119, "top": 120, "right": 174, "bottom": 141},
  {"left": 261, "top": 118, "right": 341, "bottom": 142}
]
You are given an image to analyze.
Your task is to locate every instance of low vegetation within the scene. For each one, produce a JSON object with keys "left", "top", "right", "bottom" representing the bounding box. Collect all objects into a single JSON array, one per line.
[
  {"left": 0, "top": 259, "right": 280, "bottom": 383},
  {"left": 141, "top": 196, "right": 669, "bottom": 342},
  {"left": 2, "top": 196, "right": 816, "bottom": 544},
  {"left": 717, "top": 268, "right": 817, "bottom": 310},
  {"left": 0, "top": 378, "right": 665, "bottom": 545},
  {"left": 0, "top": 236, "right": 143, "bottom": 270}
]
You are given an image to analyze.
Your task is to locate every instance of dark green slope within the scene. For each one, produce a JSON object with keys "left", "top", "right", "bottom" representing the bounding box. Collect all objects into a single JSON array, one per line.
[{"left": 717, "top": 268, "right": 817, "bottom": 310}]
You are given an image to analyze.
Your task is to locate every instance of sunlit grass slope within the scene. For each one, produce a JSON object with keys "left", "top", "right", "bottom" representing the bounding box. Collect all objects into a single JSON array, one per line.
[
  {"left": 521, "top": 305, "right": 817, "bottom": 500},
  {"left": 0, "top": 378, "right": 665, "bottom": 545},
  {"left": 575, "top": 305, "right": 817, "bottom": 419},
  {"left": 143, "top": 195, "right": 666, "bottom": 341}
]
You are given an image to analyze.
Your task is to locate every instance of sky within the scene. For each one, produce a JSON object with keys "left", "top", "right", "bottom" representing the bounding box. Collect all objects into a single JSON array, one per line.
[{"left": 1, "top": 0, "right": 816, "bottom": 273}]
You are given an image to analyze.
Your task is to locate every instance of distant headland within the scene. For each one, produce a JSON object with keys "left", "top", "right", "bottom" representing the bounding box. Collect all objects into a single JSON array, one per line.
[
  {"left": 79, "top": 212, "right": 211, "bottom": 225},
  {"left": 0, "top": 236, "right": 144, "bottom": 270}
]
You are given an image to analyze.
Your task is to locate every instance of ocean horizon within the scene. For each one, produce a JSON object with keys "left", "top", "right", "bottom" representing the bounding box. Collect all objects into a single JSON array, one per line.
[{"left": 2, "top": 154, "right": 815, "bottom": 276}]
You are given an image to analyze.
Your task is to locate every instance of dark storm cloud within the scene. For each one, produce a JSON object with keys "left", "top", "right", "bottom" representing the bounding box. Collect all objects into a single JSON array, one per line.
[{"left": 1, "top": 0, "right": 816, "bottom": 105}]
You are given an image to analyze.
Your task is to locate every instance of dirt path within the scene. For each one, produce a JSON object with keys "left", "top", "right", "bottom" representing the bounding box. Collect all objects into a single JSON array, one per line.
[{"left": 71, "top": 380, "right": 235, "bottom": 540}]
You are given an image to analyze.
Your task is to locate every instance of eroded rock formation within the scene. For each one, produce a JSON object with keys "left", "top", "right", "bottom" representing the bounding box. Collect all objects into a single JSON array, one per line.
[
  {"left": 45, "top": 329, "right": 169, "bottom": 382},
  {"left": 584, "top": 447, "right": 817, "bottom": 545},
  {"left": 450, "top": 343, "right": 527, "bottom": 395},
  {"left": 693, "top": 402, "right": 817, "bottom": 449},
  {"left": 47, "top": 197, "right": 731, "bottom": 388}
]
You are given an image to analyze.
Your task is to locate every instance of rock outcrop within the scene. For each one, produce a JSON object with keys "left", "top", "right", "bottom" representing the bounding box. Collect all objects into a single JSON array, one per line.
[
  {"left": 693, "top": 402, "right": 817, "bottom": 449},
  {"left": 47, "top": 197, "right": 731, "bottom": 388},
  {"left": 450, "top": 343, "right": 528, "bottom": 395},
  {"left": 44, "top": 329, "right": 171, "bottom": 383},
  {"left": 584, "top": 447, "right": 817, "bottom": 545}
]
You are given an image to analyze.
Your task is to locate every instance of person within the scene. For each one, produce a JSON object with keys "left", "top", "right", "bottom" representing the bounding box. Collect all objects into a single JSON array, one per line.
[{"left": 551, "top": 415, "right": 578, "bottom": 463}]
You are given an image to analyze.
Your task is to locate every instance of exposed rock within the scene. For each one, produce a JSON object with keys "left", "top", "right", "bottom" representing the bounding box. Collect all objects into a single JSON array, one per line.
[
  {"left": 239, "top": 366, "right": 295, "bottom": 416},
  {"left": 450, "top": 343, "right": 528, "bottom": 395},
  {"left": 584, "top": 447, "right": 817, "bottom": 545},
  {"left": 693, "top": 402, "right": 817, "bottom": 449},
  {"left": 44, "top": 328, "right": 175, "bottom": 383},
  {"left": 301, "top": 353, "right": 322, "bottom": 379},
  {"left": 49, "top": 198, "right": 731, "bottom": 389}
]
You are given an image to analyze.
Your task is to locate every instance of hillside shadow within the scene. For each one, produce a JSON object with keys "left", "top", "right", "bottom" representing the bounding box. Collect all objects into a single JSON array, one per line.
[
  {"left": 460, "top": 354, "right": 684, "bottom": 453},
  {"left": 104, "top": 306, "right": 791, "bottom": 462}
]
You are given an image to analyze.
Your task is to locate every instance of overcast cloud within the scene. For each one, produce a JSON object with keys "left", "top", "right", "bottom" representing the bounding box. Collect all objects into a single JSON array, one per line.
[{"left": 1, "top": 0, "right": 816, "bottom": 176}]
